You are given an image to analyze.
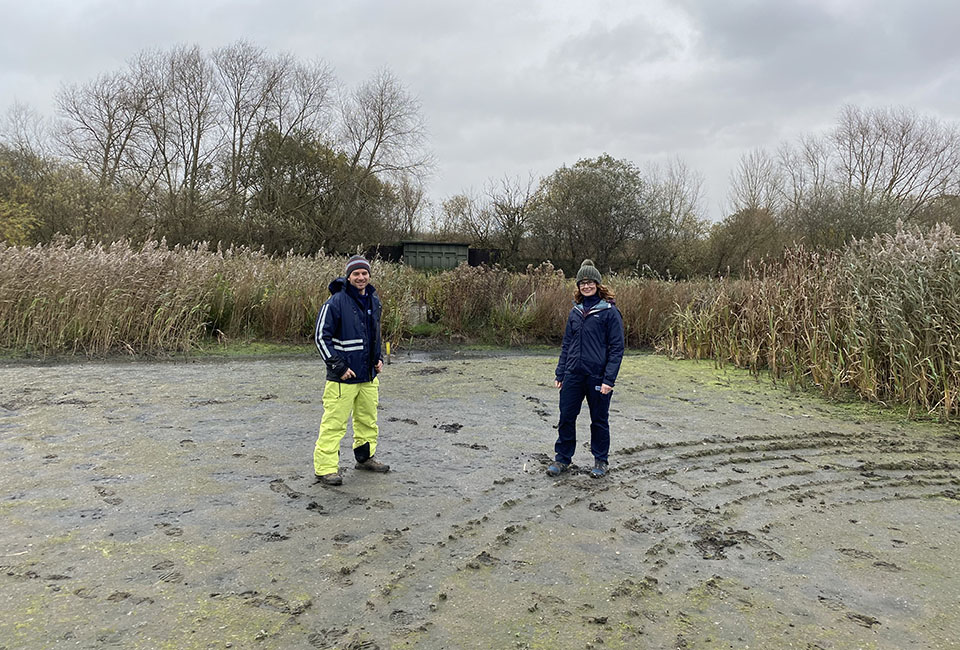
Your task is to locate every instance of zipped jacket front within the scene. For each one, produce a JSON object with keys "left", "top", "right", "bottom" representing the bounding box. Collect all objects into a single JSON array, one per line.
[
  {"left": 555, "top": 299, "right": 625, "bottom": 386},
  {"left": 314, "top": 277, "right": 383, "bottom": 383}
]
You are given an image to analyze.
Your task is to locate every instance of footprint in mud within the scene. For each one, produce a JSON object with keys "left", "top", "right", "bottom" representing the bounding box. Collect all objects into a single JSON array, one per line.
[
  {"left": 648, "top": 490, "right": 688, "bottom": 512},
  {"left": 45, "top": 573, "right": 72, "bottom": 581},
  {"left": 623, "top": 517, "right": 667, "bottom": 535},
  {"left": 387, "top": 416, "right": 419, "bottom": 425},
  {"left": 269, "top": 479, "right": 305, "bottom": 499},
  {"left": 588, "top": 502, "right": 608, "bottom": 512},
  {"left": 692, "top": 528, "right": 751, "bottom": 560},
  {"left": 95, "top": 486, "right": 123, "bottom": 505},
  {"left": 435, "top": 422, "right": 463, "bottom": 433},
  {"left": 414, "top": 366, "right": 447, "bottom": 375},
  {"left": 307, "top": 628, "right": 349, "bottom": 649},
  {"left": 528, "top": 592, "right": 569, "bottom": 617},
  {"left": 525, "top": 395, "right": 551, "bottom": 419},
  {"left": 610, "top": 576, "right": 659, "bottom": 600},
  {"left": 382, "top": 528, "right": 406, "bottom": 543},
  {"left": 155, "top": 522, "right": 183, "bottom": 537},
  {"left": 873, "top": 560, "right": 902, "bottom": 572},
  {"left": 389, "top": 609, "right": 418, "bottom": 626},
  {"left": 306, "top": 501, "right": 326, "bottom": 513},
  {"left": 148, "top": 558, "right": 184, "bottom": 583},
  {"left": 466, "top": 550, "right": 499, "bottom": 569},
  {"left": 179, "top": 439, "right": 196, "bottom": 448},
  {"left": 847, "top": 612, "right": 882, "bottom": 628},
  {"left": 452, "top": 442, "right": 489, "bottom": 451},
  {"left": 252, "top": 531, "right": 290, "bottom": 542},
  {"left": 156, "top": 570, "right": 183, "bottom": 584}
]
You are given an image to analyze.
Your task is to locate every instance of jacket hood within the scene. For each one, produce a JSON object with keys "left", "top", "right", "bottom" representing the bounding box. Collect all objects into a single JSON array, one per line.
[{"left": 329, "top": 277, "right": 346, "bottom": 294}]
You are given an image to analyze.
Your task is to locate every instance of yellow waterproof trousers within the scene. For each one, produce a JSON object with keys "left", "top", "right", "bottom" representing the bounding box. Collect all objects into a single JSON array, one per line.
[{"left": 313, "top": 377, "right": 379, "bottom": 476}]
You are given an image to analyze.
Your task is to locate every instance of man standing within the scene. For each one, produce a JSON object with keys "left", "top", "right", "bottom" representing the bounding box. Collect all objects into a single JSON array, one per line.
[{"left": 313, "top": 254, "right": 390, "bottom": 486}]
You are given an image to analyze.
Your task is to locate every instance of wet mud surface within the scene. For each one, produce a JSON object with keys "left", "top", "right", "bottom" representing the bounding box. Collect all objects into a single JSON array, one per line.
[{"left": 1, "top": 351, "right": 959, "bottom": 649}]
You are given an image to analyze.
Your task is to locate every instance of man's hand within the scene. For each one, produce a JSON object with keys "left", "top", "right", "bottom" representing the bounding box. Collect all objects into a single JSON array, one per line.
[
  {"left": 555, "top": 380, "right": 562, "bottom": 390},
  {"left": 376, "top": 360, "right": 384, "bottom": 373},
  {"left": 600, "top": 383, "right": 613, "bottom": 395},
  {"left": 340, "top": 368, "right": 356, "bottom": 380}
]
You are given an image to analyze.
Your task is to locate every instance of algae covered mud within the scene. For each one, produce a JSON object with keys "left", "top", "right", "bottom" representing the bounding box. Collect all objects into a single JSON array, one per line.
[{"left": 1, "top": 352, "right": 959, "bottom": 649}]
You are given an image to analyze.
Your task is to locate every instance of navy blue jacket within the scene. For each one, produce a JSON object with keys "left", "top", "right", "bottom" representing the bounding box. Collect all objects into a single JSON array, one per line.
[
  {"left": 555, "top": 298, "right": 625, "bottom": 386},
  {"left": 314, "top": 278, "right": 383, "bottom": 383}
]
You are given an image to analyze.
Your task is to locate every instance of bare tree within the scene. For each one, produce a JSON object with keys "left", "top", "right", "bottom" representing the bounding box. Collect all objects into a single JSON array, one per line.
[
  {"left": 830, "top": 104, "right": 960, "bottom": 219},
  {"left": 340, "top": 69, "right": 432, "bottom": 188},
  {"left": 485, "top": 174, "right": 537, "bottom": 266},
  {"left": 394, "top": 174, "right": 426, "bottom": 237},
  {"left": 56, "top": 70, "right": 150, "bottom": 190},
  {"left": 1, "top": 101, "right": 51, "bottom": 157},
  {"left": 728, "top": 148, "right": 781, "bottom": 214},
  {"left": 441, "top": 192, "right": 492, "bottom": 246},
  {"left": 132, "top": 45, "right": 222, "bottom": 239},
  {"left": 264, "top": 55, "right": 334, "bottom": 139},
  {"left": 212, "top": 41, "right": 281, "bottom": 223},
  {"left": 646, "top": 157, "right": 708, "bottom": 276}
]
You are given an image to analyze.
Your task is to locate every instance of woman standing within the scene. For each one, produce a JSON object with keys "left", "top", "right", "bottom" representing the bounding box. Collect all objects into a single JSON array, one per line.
[{"left": 547, "top": 259, "right": 625, "bottom": 479}]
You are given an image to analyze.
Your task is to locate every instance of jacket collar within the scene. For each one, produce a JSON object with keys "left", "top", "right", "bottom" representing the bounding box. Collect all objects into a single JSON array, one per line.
[
  {"left": 574, "top": 299, "right": 612, "bottom": 316},
  {"left": 329, "top": 276, "right": 378, "bottom": 299}
]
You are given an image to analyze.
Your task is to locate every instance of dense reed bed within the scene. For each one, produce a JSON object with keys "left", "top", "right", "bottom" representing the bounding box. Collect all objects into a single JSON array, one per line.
[
  {"left": 2, "top": 224, "right": 957, "bottom": 418},
  {"left": 668, "top": 225, "right": 960, "bottom": 420},
  {"left": 0, "top": 239, "right": 420, "bottom": 355}
]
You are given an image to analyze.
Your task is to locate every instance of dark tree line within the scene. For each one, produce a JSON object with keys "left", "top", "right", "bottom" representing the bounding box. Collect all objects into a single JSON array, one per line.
[
  {"left": 3, "top": 47, "right": 960, "bottom": 278},
  {"left": 0, "top": 41, "right": 431, "bottom": 253}
]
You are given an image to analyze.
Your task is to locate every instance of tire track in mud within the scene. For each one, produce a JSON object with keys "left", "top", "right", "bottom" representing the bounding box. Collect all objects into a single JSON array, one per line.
[{"left": 320, "top": 396, "right": 960, "bottom": 648}]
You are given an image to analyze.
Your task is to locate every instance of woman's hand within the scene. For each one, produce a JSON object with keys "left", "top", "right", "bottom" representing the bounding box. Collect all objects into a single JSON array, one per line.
[
  {"left": 341, "top": 368, "right": 356, "bottom": 380},
  {"left": 600, "top": 383, "right": 613, "bottom": 395},
  {"left": 555, "top": 380, "right": 562, "bottom": 390}
]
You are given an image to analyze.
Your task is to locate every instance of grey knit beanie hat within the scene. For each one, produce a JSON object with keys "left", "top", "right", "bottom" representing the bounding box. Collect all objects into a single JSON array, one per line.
[
  {"left": 575, "top": 259, "right": 602, "bottom": 285},
  {"left": 345, "top": 254, "right": 371, "bottom": 276}
]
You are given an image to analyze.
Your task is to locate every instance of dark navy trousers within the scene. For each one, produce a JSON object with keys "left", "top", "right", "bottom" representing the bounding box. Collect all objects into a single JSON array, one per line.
[{"left": 554, "top": 372, "right": 611, "bottom": 465}]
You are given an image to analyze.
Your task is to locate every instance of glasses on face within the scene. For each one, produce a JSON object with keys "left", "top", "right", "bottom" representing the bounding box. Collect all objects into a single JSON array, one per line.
[{"left": 579, "top": 281, "right": 597, "bottom": 288}]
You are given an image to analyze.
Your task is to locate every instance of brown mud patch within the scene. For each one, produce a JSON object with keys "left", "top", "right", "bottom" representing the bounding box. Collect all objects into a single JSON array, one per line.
[{"left": 1, "top": 352, "right": 959, "bottom": 648}]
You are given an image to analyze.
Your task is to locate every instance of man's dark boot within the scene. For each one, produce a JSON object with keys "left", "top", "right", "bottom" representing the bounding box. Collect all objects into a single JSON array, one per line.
[
  {"left": 316, "top": 472, "right": 343, "bottom": 486},
  {"left": 355, "top": 457, "right": 390, "bottom": 472}
]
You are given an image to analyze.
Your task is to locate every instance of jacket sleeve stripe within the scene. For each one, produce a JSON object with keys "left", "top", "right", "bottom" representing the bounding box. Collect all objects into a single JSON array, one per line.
[{"left": 315, "top": 304, "right": 332, "bottom": 359}]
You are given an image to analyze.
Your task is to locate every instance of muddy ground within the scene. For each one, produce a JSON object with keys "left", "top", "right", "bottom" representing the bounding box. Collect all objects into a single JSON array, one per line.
[{"left": 1, "top": 351, "right": 959, "bottom": 650}]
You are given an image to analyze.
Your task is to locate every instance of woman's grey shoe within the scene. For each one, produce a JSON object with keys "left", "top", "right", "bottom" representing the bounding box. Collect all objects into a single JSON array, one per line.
[
  {"left": 546, "top": 461, "right": 569, "bottom": 477},
  {"left": 316, "top": 472, "right": 343, "bottom": 486},
  {"left": 355, "top": 458, "right": 390, "bottom": 472},
  {"left": 590, "top": 461, "right": 609, "bottom": 479}
]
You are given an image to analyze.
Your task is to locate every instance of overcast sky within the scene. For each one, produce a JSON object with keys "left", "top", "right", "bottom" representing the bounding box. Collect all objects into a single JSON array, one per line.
[{"left": 2, "top": 0, "right": 959, "bottom": 220}]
